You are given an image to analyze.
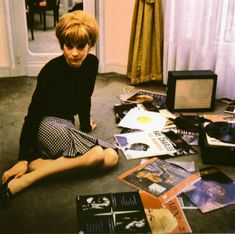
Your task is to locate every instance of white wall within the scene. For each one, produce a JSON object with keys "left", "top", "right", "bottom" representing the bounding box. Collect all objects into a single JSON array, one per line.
[
  {"left": 99, "top": 0, "right": 135, "bottom": 74},
  {"left": 0, "top": 0, "right": 10, "bottom": 67}
]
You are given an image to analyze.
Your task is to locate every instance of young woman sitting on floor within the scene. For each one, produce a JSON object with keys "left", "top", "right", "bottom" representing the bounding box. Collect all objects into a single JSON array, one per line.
[{"left": 0, "top": 10, "right": 119, "bottom": 207}]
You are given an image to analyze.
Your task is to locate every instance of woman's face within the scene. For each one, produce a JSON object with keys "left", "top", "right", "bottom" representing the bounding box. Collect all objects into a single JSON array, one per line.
[{"left": 63, "top": 43, "right": 90, "bottom": 68}]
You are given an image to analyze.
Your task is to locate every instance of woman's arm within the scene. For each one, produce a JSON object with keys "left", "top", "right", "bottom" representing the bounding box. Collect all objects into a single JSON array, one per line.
[
  {"left": 18, "top": 66, "right": 50, "bottom": 162},
  {"left": 78, "top": 55, "right": 99, "bottom": 132}
]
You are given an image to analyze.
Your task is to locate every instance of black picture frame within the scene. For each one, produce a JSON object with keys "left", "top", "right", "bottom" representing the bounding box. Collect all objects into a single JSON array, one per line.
[{"left": 166, "top": 70, "right": 217, "bottom": 112}]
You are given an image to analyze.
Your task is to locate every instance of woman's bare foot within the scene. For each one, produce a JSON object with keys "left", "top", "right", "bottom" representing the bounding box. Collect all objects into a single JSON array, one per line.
[
  {"left": 7, "top": 175, "right": 31, "bottom": 195},
  {"left": 1, "top": 161, "right": 28, "bottom": 184}
]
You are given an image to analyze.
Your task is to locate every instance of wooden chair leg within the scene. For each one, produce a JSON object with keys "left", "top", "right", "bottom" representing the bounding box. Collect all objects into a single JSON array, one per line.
[
  {"left": 28, "top": 11, "right": 34, "bottom": 40},
  {"left": 43, "top": 10, "right": 46, "bottom": 31}
]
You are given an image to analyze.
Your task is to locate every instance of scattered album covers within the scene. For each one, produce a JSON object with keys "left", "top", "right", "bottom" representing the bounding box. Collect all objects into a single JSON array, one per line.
[
  {"left": 203, "top": 114, "right": 235, "bottom": 123},
  {"left": 176, "top": 129, "right": 199, "bottom": 146},
  {"left": 163, "top": 130, "right": 197, "bottom": 156},
  {"left": 76, "top": 191, "right": 151, "bottom": 233},
  {"left": 114, "top": 131, "right": 177, "bottom": 160},
  {"left": 125, "top": 89, "right": 166, "bottom": 109},
  {"left": 118, "top": 108, "right": 167, "bottom": 132},
  {"left": 177, "top": 194, "right": 197, "bottom": 210},
  {"left": 183, "top": 167, "right": 235, "bottom": 213},
  {"left": 119, "top": 157, "right": 201, "bottom": 204}
]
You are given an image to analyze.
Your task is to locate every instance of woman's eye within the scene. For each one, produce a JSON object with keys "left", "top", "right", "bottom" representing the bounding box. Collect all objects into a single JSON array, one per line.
[{"left": 65, "top": 44, "right": 73, "bottom": 50}]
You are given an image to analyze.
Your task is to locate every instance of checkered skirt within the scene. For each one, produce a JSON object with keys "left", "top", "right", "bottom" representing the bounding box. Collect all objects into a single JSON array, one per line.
[{"left": 37, "top": 116, "right": 97, "bottom": 159}]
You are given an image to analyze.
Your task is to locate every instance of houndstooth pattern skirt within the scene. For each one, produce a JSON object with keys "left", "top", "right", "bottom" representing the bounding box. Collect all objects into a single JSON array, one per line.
[{"left": 37, "top": 116, "right": 97, "bottom": 159}]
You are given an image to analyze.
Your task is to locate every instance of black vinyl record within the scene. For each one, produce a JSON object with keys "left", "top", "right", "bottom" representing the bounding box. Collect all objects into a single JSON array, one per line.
[
  {"left": 173, "top": 115, "right": 208, "bottom": 133},
  {"left": 205, "top": 121, "right": 235, "bottom": 144}
]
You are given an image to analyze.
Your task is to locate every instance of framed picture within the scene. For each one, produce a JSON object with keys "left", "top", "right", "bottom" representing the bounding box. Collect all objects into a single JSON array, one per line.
[{"left": 166, "top": 70, "right": 217, "bottom": 112}]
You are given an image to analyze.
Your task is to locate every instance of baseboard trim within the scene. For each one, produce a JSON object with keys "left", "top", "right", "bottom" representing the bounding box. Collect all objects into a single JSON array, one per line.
[
  {"left": 98, "top": 62, "right": 127, "bottom": 75},
  {"left": 27, "top": 62, "right": 127, "bottom": 77}
]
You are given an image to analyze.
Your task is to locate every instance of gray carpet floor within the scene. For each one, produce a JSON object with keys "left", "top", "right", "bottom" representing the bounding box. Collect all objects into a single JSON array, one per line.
[{"left": 0, "top": 73, "right": 235, "bottom": 233}]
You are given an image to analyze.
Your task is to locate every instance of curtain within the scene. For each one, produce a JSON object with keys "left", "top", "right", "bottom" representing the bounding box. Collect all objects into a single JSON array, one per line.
[
  {"left": 163, "top": 0, "right": 235, "bottom": 99},
  {"left": 127, "top": 0, "right": 163, "bottom": 85}
]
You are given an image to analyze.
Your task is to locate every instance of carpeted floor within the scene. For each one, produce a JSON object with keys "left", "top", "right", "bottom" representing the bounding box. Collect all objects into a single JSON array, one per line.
[{"left": 0, "top": 73, "right": 235, "bottom": 233}]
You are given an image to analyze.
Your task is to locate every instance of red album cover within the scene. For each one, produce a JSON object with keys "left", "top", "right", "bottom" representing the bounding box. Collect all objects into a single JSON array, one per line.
[{"left": 118, "top": 157, "right": 201, "bottom": 204}]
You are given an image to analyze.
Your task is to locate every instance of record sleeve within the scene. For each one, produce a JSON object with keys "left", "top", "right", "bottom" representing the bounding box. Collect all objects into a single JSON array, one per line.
[
  {"left": 183, "top": 167, "right": 235, "bottom": 213},
  {"left": 114, "top": 131, "right": 177, "bottom": 160},
  {"left": 118, "top": 108, "right": 167, "bottom": 131},
  {"left": 140, "top": 191, "right": 192, "bottom": 233},
  {"left": 119, "top": 157, "right": 201, "bottom": 204},
  {"left": 125, "top": 89, "right": 166, "bottom": 109},
  {"left": 76, "top": 191, "right": 151, "bottom": 233}
]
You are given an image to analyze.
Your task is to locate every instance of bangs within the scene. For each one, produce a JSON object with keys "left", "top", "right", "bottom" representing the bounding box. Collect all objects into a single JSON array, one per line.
[{"left": 64, "top": 26, "right": 90, "bottom": 49}]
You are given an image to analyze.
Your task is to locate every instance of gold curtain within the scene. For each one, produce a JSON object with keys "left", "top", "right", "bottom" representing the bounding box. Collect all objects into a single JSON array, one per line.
[{"left": 127, "top": 0, "right": 163, "bottom": 85}]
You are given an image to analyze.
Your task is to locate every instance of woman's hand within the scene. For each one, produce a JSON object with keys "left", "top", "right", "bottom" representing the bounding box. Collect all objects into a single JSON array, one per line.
[
  {"left": 1, "top": 160, "right": 28, "bottom": 184},
  {"left": 90, "top": 119, "right": 97, "bottom": 131}
]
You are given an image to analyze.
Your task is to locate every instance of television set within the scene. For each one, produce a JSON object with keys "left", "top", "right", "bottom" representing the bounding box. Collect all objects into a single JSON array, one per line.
[{"left": 166, "top": 70, "right": 217, "bottom": 112}]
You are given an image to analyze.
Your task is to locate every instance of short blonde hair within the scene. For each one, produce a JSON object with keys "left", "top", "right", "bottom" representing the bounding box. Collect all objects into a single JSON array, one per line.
[{"left": 55, "top": 10, "right": 99, "bottom": 49}]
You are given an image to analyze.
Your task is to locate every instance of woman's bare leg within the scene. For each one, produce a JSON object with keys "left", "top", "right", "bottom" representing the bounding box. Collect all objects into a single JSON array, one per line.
[
  {"left": 103, "top": 148, "right": 119, "bottom": 168},
  {"left": 7, "top": 146, "right": 118, "bottom": 195},
  {"left": 28, "top": 158, "right": 54, "bottom": 172}
]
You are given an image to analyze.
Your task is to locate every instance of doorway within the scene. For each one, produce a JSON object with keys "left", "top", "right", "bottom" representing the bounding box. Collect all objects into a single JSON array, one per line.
[
  {"left": 25, "top": 0, "right": 96, "bottom": 76},
  {"left": 27, "top": 0, "right": 75, "bottom": 53}
]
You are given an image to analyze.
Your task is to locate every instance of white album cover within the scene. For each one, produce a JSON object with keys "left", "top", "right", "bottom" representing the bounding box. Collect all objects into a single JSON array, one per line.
[
  {"left": 114, "top": 131, "right": 176, "bottom": 160},
  {"left": 118, "top": 108, "right": 167, "bottom": 131}
]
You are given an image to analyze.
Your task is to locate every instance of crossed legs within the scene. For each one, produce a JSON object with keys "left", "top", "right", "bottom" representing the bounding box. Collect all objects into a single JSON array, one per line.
[{"left": 2, "top": 146, "right": 118, "bottom": 196}]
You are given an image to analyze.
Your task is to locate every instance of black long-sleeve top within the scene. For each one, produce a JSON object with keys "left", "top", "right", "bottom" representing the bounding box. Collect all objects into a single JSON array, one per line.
[{"left": 18, "top": 54, "right": 99, "bottom": 162}]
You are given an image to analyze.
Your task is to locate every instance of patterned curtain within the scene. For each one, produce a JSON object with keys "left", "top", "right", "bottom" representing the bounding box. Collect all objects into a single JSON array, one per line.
[{"left": 127, "top": 0, "right": 163, "bottom": 85}]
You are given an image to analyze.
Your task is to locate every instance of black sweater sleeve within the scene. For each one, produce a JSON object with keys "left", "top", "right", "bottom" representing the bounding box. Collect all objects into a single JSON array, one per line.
[
  {"left": 77, "top": 55, "right": 99, "bottom": 132},
  {"left": 18, "top": 68, "right": 49, "bottom": 161}
]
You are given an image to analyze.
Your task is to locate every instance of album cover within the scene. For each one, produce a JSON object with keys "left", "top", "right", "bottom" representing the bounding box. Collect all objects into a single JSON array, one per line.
[
  {"left": 118, "top": 108, "right": 167, "bottom": 131},
  {"left": 183, "top": 167, "right": 235, "bottom": 213},
  {"left": 163, "top": 130, "right": 197, "bottom": 156},
  {"left": 125, "top": 89, "right": 166, "bottom": 109},
  {"left": 113, "top": 102, "right": 160, "bottom": 124},
  {"left": 118, "top": 157, "right": 201, "bottom": 204},
  {"left": 177, "top": 194, "right": 197, "bottom": 209},
  {"left": 113, "top": 103, "right": 138, "bottom": 123},
  {"left": 140, "top": 191, "right": 192, "bottom": 233},
  {"left": 203, "top": 114, "right": 235, "bottom": 123},
  {"left": 114, "top": 131, "right": 177, "bottom": 160},
  {"left": 76, "top": 191, "right": 151, "bottom": 233},
  {"left": 176, "top": 129, "right": 199, "bottom": 146},
  {"left": 224, "top": 101, "right": 235, "bottom": 115}
]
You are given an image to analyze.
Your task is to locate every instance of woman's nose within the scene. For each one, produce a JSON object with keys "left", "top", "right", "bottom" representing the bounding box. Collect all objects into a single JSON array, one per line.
[{"left": 72, "top": 48, "right": 79, "bottom": 57}]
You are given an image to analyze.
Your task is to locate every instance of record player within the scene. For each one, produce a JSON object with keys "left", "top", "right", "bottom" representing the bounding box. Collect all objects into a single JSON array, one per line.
[{"left": 199, "top": 121, "right": 235, "bottom": 166}]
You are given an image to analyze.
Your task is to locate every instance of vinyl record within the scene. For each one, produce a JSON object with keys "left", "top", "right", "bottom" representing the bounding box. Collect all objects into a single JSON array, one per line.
[
  {"left": 173, "top": 116, "right": 207, "bottom": 133},
  {"left": 205, "top": 121, "right": 235, "bottom": 143}
]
